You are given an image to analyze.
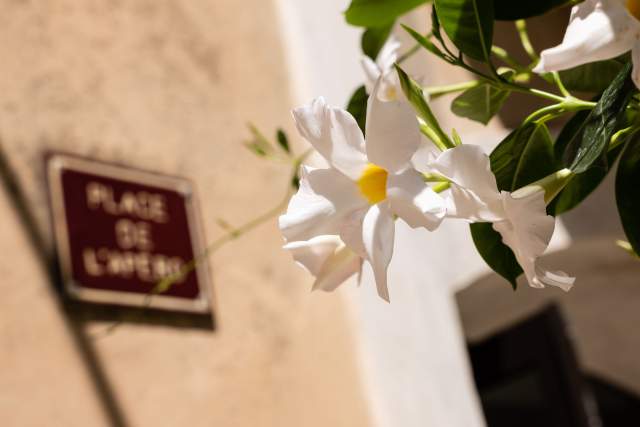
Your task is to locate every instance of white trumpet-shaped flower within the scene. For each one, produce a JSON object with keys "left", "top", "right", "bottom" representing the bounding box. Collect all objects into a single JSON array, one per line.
[
  {"left": 279, "top": 80, "right": 446, "bottom": 301},
  {"left": 533, "top": 0, "right": 640, "bottom": 87},
  {"left": 361, "top": 36, "right": 402, "bottom": 101},
  {"left": 429, "top": 145, "right": 575, "bottom": 291}
]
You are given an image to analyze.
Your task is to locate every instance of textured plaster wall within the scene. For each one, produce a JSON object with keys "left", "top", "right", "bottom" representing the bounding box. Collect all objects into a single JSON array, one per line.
[{"left": 0, "top": 1, "right": 370, "bottom": 426}]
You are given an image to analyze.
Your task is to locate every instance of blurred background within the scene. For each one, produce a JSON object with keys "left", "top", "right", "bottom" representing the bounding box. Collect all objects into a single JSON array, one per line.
[{"left": 1, "top": 1, "right": 639, "bottom": 426}]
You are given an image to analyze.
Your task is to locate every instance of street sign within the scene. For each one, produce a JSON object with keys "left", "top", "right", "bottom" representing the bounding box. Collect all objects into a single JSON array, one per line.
[{"left": 47, "top": 153, "right": 212, "bottom": 314}]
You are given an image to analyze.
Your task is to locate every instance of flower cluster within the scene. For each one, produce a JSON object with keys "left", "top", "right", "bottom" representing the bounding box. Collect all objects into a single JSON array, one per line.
[
  {"left": 265, "top": 0, "right": 640, "bottom": 301},
  {"left": 279, "top": 54, "right": 575, "bottom": 300}
]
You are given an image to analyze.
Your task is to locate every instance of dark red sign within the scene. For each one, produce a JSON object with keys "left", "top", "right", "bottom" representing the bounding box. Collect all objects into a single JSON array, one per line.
[{"left": 48, "top": 154, "right": 212, "bottom": 313}]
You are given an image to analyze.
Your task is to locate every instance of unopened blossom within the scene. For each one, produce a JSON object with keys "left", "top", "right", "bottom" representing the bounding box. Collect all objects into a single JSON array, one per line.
[
  {"left": 533, "top": 0, "right": 640, "bottom": 87},
  {"left": 429, "top": 145, "right": 575, "bottom": 291},
  {"left": 361, "top": 36, "right": 402, "bottom": 101},
  {"left": 279, "top": 79, "right": 446, "bottom": 301}
]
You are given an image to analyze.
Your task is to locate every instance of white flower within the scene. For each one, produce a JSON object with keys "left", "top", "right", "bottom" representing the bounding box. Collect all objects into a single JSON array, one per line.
[
  {"left": 283, "top": 236, "right": 362, "bottom": 292},
  {"left": 361, "top": 36, "right": 402, "bottom": 101},
  {"left": 279, "top": 80, "right": 446, "bottom": 301},
  {"left": 429, "top": 145, "right": 575, "bottom": 291},
  {"left": 533, "top": 0, "right": 640, "bottom": 87}
]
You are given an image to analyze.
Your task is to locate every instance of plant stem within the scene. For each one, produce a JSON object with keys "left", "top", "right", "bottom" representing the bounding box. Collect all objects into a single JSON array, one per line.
[
  {"left": 398, "top": 42, "right": 422, "bottom": 64},
  {"left": 515, "top": 20, "right": 538, "bottom": 63},
  {"left": 491, "top": 46, "right": 522, "bottom": 69},
  {"left": 552, "top": 72, "right": 572, "bottom": 98},
  {"left": 424, "top": 80, "right": 482, "bottom": 98}
]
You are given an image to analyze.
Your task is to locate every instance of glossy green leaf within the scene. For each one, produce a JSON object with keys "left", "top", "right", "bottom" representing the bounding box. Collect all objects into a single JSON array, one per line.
[
  {"left": 345, "top": 0, "right": 428, "bottom": 27},
  {"left": 470, "top": 123, "right": 556, "bottom": 288},
  {"left": 346, "top": 85, "right": 368, "bottom": 134},
  {"left": 616, "top": 136, "right": 640, "bottom": 254},
  {"left": 566, "top": 62, "right": 633, "bottom": 173},
  {"left": 362, "top": 23, "right": 394, "bottom": 59},
  {"left": 492, "top": 123, "right": 557, "bottom": 191},
  {"left": 470, "top": 223, "right": 521, "bottom": 289},
  {"left": 550, "top": 110, "right": 623, "bottom": 215},
  {"left": 493, "top": 0, "right": 572, "bottom": 20},
  {"left": 451, "top": 83, "right": 510, "bottom": 124},
  {"left": 433, "top": 0, "right": 494, "bottom": 61},
  {"left": 395, "top": 65, "right": 454, "bottom": 148},
  {"left": 559, "top": 59, "right": 625, "bottom": 93}
]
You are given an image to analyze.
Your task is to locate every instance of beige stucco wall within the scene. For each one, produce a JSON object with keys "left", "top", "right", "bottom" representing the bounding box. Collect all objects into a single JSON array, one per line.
[{"left": 0, "top": 1, "right": 371, "bottom": 426}]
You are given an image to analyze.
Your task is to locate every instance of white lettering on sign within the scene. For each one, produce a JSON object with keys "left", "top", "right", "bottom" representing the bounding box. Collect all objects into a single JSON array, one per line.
[
  {"left": 85, "top": 181, "right": 169, "bottom": 223},
  {"left": 115, "top": 219, "right": 153, "bottom": 251},
  {"left": 82, "top": 247, "right": 186, "bottom": 283},
  {"left": 80, "top": 181, "right": 190, "bottom": 287}
]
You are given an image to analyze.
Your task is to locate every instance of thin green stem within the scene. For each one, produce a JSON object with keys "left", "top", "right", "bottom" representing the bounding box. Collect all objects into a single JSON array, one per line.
[
  {"left": 552, "top": 72, "right": 572, "bottom": 98},
  {"left": 424, "top": 80, "right": 482, "bottom": 98},
  {"left": 523, "top": 100, "right": 595, "bottom": 125},
  {"left": 94, "top": 148, "right": 312, "bottom": 338},
  {"left": 398, "top": 43, "right": 422, "bottom": 64},
  {"left": 515, "top": 20, "right": 538, "bottom": 63},
  {"left": 491, "top": 46, "right": 521, "bottom": 69}
]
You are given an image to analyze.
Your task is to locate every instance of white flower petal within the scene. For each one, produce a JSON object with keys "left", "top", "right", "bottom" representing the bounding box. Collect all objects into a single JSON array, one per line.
[
  {"left": 362, "top": 203, "right": 395, "bottom": 302},
  {"left": 339, "top": 207, "right": 368, "bottom": 259},
  {"left": 387, "top": 169, "right": 446, "bottom": 231},
  {"left": 283, "top": 236, "right": 362, "bottom": 292},
  {"left": 533, "top": 267, "right": 575, "bottom": 292},
  {"left": 493, "top": 190, "right": 573, "bottom": 291},
  {"left": 283, "top": 235, "right": 343, "bottom": 276},
  {"left": 313, "top": 245, "right": 363, "bottom": 292},
  {"left": 279, "top": 166, "right": 367, "bottom": 242},
  {"left": 534, "top": 0, "right": 639, "bottom": 73},
  {"left": 361, "top": 56, "right": 380, "bottom": 95},
  {"left": 376, "top": 35, "right": 401, "bottom": 73},
  {"left": 429, "top": 145, "right": 503, "bottom": 222},
  {"left": 365, "top": 79, "right": 421, "bottom": 173},
  {"left": 292, "top": 97, "right": 368, "bottom": 179},
  {"left": 411, "top": 140, "right": 441, "bottom": 173},
  {"left": 377, "top": 72, "right": 401, "bottom": 102}
]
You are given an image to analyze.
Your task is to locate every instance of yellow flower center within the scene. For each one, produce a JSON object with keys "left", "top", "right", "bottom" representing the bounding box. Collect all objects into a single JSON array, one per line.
[
  {"left": 627, "top": 0, "right": 640, "bottom": 20},
  {"left": 357, "top": 163, "right": 388, "bottom": 204}
]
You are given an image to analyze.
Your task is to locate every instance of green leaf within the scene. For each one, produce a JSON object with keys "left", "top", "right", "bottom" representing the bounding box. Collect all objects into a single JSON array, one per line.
[
  {"left": 566, "top": 62, "right": 634, "bottom": 173},
  {"left": 245, "top": 124, "right": 274, "bottom": 157},
  {"left": 451, "top": 83, "right": 510, "bottom": 125},
  {"left": 362, "top": 23, "right": 394, "bottom": 59},
  {"left": 346, "top": 85, "right": 368, "bottom": 134},
  {"left": 559, "top": 59, "right": 625, "bottom": 93},
  {"left": 433, "top": 0, "right": 494, "bottom": 61},
  {"left": 401, "top": 24, "right": 445, "bottom": 58},
  {"left": 276, "top": 128, "right": 291, "bottom": 154},
  {"left": 395, "top": 65, "right": 454, "bottom": 149},
  {"left": 616, "top": 136, "right": 640, "bottom": 254},
  {"left": 470, "top": 123, "right": 556, "bottom": 288},
  {"left": 470, "top": 223, "right": 522, "bottom": 289},
  {"left": 493, "top": 0, "right": 572, "bottom": 20},
  {"left": 550, "top": 110, "right": 623, "bottom": 215},
  {"left": 492, "top": 123, "right": 557, "bottom": 191},
  {"left": 345, "top": 0, "right": 428, "bottom": 27}
]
